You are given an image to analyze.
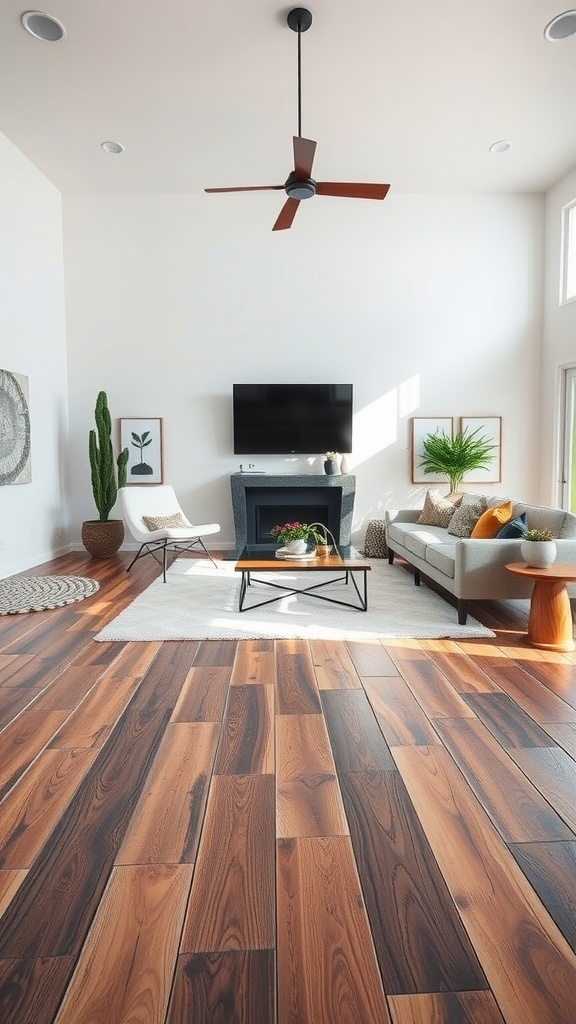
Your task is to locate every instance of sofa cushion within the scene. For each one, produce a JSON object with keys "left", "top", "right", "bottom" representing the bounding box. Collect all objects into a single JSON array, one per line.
[
  {"left": 496, "top": 512, "right": 527, "bottom": 538},
  {"left": 403, "top": 526, "right": 451, "bottom": 559},
  {"left": 417, "top": 489, "right": 458, "bottom": 528},
  {"left": 471, "top": 501, "right": 514, "bottom": 538},
  {"left": 447, "top": 498, "right": 487, "bottom": 537},
  {"left": 425, "top": 543, "right": 456, "bottom": 578}
]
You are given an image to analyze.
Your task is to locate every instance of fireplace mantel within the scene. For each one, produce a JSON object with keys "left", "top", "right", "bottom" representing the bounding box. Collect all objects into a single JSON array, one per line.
[{"left": 230, "top": 473, "right": 356, "bottom": 550}]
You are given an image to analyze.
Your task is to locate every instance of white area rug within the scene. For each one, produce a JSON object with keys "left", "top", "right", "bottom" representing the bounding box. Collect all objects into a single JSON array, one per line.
[{"left": 94, "top": 559, "right": 495, "bottom": 641}]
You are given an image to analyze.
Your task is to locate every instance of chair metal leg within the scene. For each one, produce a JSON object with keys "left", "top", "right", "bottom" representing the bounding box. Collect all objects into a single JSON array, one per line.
[{"left": 196, "top": 537, "right": 219, "bottom": 569}]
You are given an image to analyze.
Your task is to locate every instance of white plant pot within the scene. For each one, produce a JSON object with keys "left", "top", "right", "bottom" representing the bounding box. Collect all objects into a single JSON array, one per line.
[
  {"left": 520, "top": 540, "right": 557, "bottom": 568},
  {"left": 285, "top": 539, "right": 308, "bottom": 554}
]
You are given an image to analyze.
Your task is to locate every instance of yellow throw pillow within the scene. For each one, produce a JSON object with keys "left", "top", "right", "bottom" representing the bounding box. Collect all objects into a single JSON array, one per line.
[{"left": 470, "top": 501, "right": 514, "bottom": 539}]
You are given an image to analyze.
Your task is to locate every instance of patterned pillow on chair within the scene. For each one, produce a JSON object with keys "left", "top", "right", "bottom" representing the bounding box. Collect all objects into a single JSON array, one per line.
[{"left": 142, "top": 512, "right": 189, "bottom": 530}]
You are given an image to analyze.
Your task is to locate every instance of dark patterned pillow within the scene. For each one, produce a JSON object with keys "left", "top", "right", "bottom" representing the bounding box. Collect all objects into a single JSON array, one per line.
[
  {"left": 364, "top": 520, "right": 387, "bottom": 557},
  {"left": 417, "top": 489, "right": 458, "bottom": 528},
  {"left": 496, "top": 512, "right": 527, "bottom": 538},
  {"left": 447, "top": 498, "right": 487, "bottom": 537},
  {"left": 142, "top": 512, "right": 189, "bottom": 530}
]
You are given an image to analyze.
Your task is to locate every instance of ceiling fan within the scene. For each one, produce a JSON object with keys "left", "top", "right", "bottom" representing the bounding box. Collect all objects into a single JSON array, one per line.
[{"left": 204, "top": 7, "right": 390, "bottom": 231}]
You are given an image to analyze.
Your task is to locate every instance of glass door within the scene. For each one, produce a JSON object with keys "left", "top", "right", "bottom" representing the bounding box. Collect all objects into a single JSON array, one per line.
[{"left": 561, "top": 366, "right": 576, "bottom": 512}]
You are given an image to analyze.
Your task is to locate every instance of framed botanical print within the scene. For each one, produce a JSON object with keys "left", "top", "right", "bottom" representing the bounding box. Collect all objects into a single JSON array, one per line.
[
  {"left": 120, "top": 417, "right": 163, "bottom": 484},
  {"left": 411, "top": 417, "right": 454, "bottom": 483},
  {"left": 460, "top": 416, "right": 502, "bottom": 483}
]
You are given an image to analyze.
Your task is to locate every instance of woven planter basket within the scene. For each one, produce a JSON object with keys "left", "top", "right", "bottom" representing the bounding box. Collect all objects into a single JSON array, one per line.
[{"left": 81, "top": 519, "right": 124, "bottom": 558}]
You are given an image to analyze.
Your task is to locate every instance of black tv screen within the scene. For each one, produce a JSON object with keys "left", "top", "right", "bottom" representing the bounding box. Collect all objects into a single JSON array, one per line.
[{"left": 233, "top": 384, "right": 353, "bottom": 455}]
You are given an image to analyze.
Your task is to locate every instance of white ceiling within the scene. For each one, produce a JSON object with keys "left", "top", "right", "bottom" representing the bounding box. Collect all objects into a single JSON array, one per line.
[{"left": 1, "top": 0, "right": 575, "bottom": 196}]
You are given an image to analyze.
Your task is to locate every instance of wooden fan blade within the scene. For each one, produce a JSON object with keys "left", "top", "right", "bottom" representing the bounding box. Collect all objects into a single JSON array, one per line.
[
  {"left": 205, "top": 185, "right": 285, "bottom": 193},
  {"left": 293, "top": 137, "right": 317, "bottom": 178},
  {"left": 272, "top": 197, "right": 300, "bottom": 231},
  {"left": 316, "top": 182, "right": 391, "bottom": 200}
]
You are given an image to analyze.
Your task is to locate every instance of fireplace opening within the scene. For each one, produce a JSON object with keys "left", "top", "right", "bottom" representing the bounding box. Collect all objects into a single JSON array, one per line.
[
  {"left": 256, "top": 504, "right": 331, "bottom": 545},
  {"left": 245, "top": 486, "right": 343, "bottom": 546}
]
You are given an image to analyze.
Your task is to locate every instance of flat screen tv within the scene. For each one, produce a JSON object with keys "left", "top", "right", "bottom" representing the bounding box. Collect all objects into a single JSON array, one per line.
[{"left": 233, "top": 383, "right": 353, "bottom": 455}]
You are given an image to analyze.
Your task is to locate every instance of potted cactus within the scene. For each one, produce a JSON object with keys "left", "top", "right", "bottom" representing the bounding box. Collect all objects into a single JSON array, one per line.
[{"left": 81, "top": 391, "right": 129, "bottom": 558}]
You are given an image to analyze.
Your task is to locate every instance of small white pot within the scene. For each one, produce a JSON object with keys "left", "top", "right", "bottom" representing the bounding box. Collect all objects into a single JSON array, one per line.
[
  {"left": 520, "top": 540, "right": 557, "bottom": 568},
  {"left": 285, "top": 539, "right": 308, "bottom": 554}
]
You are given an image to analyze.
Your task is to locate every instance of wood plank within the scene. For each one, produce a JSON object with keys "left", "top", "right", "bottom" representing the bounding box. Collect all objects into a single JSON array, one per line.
[
  {"left": 117, "top": 722, "right": 219, "bottom": 865},
  {"left": 277, "top": 836, "right": 391, "bottom": 1023},
  {"left": 180, "top": 774, "right": 275, "bottom": 952},
  {"left": 384, "top": 638, "right": 429, "bottom": 662},
  {"left": 308, "top": 639, "right": 361, "bottom": 689},
  {"left": 276, "top": 641, "right": 321, "bottom": 715},
  {"left": 433, "top": 718, "right": 575, "bottom": 842},
  {"left": 340, "top": 769, "right": 487, "bottom": 994},
  {"left": 231, "top": 639, "right": 275, "bottom": 684},
  {"left": 321, "top": 690, "right": 396, "bottom": 772},
  {"left": 192, "top": 639, "right": 238, "bottom": 667},
  {"left": 48, "top": 673, "right": 141, "bottom": 748},
  {"left": 276, "top": 715, "right": 348, "bottom": 838},
  {"left": 469, "top": 660, "right": 576, "bottom": 724},
  {"left": 388, "top": 990, "right": 505, "bottom": 1024},
  {"left": 0, "top": 747, "right": 98, "bottom": 869},
  {"left": 171, "top": 665, "right": 231, "bottom": 722},
  {"left": 395, "top": 660, "right": 478, "bottom": 721},
  {"left": 510, "top": 746, "right": 576, "bottom": 834},
  {"left": 168, "top": 950, "right": 276, "bottom": 1024},
  {"left": 542, "top": 721, "right": 576, "bottom": 758},
  {"left": 0, "top": 680, "right": 46, "bottom": 728},
  {"left": 345, "top": 638, "right": 399, "bottom": 676},
  {"left": 33, "top": 665, "right": 104, "bottom": 711},
  {"left": 393, "top": 744, "right": 576, "bottom": 1023},
  {"left": 214, "top": 683, "right": 274, "bottom": 775},
  {"left": 0, "top": 870, "right": 27, "bottom": 916},
  {"left": 0, "top": 956, "right": 75, "bottom": 1024},
  {"left": 54, "top": 864, "right": 192, "bottom": 1024},
  {"left": 363, "top": 676, "right": 440, "bottom": 746},
  {"left": 509, "top": 840, "right": 576, "bottom": 954},
  {"left": 513, "top": 658, "right": 576, "bottom": 708},
  {"left": 0, "top": 710, "right": 68, "bottom": 802},
  {"left": 461, "top": 691, "right": 556, "bottom": 748},
  {"left": 0, "top": 646, "right": 189, "bottom": 959},
  {"left": 420, "top": 649, "right": 503, "bottom": 693}
]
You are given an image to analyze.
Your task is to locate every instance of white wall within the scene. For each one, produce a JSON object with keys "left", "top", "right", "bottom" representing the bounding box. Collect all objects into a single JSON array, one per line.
[
  {"left": 63, "top": 190, "right": 544, "bottom": 550},
  {"left": 0, "top": 133, "right": 68, "bottom": 579},
  {"left": 543, "top": 165, "right": 576, "bottom": 504}
]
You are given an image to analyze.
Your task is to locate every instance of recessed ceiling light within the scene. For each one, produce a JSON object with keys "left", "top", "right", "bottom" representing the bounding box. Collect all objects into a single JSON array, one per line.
[
  {"left": 101, "top": 141, "right": 125, "bottom": 155},
  {"left": 21, "top": 11, "right": 65, "bottom": 41},
  {"left": 489, "top": 140, "right": 512, "bottom": 154},
  {"left": 544, "top": 10, "right": 576, "bottom": 40}
]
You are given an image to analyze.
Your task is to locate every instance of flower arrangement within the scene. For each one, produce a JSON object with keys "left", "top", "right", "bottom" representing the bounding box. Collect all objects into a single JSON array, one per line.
[{"left": 271, "top": 521, "right": 325, "bottom": 546}]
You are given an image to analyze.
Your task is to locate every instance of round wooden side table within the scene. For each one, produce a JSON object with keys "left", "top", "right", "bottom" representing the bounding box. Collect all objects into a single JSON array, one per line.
[{"left": 505, "top": 562, "right": 576, "bottom": 652}]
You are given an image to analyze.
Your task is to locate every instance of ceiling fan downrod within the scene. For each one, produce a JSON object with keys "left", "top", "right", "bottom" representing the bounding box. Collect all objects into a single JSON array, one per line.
[{"left": 287, "top": 8, "right": 312, "bottom": 139}]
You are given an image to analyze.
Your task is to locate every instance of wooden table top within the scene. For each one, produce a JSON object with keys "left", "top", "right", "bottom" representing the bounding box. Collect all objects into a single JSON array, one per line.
[
  {"left": 505, "top": 562, "right": 576, "bottom": 582},
  {"left": 235, "top": 548, "right": 370, "bottom": 573}
]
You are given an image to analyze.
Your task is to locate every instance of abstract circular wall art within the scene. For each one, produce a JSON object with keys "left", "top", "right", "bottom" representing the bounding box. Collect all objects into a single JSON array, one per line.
[{"left": 0, "top": 369, "right": 31, "bottom": 485}]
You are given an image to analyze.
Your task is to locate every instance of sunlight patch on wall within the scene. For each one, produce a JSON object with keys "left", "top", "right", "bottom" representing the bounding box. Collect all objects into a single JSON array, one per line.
[
  {"left": 399, "top": 375, "right": 421, "bottom": 418},
  {"left": 353, "top": 390, "right": 399, "bottom": 466}
]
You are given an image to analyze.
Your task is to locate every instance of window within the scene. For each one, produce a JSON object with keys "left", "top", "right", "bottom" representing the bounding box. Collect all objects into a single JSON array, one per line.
[
  {"left": 560, "top": 199, "right": 576, "bottom": 304},
  {"left": 561, "top": 366, "right": 576, "bottom": 512}
]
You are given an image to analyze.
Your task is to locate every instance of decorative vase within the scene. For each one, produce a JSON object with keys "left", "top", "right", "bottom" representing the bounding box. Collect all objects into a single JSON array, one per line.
[
  {"left": 316, "top": 543, "right": 333, "bottom": 557},
  {"left": 324, "top": 458, "right": 338, "bottom": 476},
  {"left": 521, "top": 540, "right": 557, "bottom": 568},
  {"left": 284, "top": 538, "right": 308, "bottom": 554},
  {"left": 81, "top": 519, "right": 124, "bottom": 558}
]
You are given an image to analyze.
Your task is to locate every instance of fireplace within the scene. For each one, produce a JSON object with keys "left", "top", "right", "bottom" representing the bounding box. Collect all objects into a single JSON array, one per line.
[{"left": 230, "top": 473, "right": 356, "bottom": 552}]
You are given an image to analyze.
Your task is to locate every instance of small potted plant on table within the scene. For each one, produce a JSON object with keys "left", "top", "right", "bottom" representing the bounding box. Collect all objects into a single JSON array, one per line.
[
  {"left": 271, "top": 521, "right": 325, "bottom": 556},
  {"left": 521, "top": 528, "right": 557, "bottom": 568}
]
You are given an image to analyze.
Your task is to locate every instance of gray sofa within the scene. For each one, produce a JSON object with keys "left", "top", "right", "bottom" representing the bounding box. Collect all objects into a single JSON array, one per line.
[{"left": 385, "top": 492, "right": 576, "bottom": 623}]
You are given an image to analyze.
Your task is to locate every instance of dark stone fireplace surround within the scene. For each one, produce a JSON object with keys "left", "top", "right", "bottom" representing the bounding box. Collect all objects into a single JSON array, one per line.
[{"left": 230, "top": 473, "right": 356, "bottom": 550}]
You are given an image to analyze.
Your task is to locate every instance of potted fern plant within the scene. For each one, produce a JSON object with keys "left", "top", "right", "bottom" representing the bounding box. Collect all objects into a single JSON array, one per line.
[
  {"left": 419, "top": 426, "right": 497, "bottom": 494},
  {"left": 81, "top": 391, "right": 129, "bottom": 558}
]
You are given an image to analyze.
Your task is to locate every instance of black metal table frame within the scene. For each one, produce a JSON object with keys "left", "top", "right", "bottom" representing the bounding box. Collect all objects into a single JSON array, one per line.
[{"left": 237, "top": 567, "right": 369, "bottom": 613}]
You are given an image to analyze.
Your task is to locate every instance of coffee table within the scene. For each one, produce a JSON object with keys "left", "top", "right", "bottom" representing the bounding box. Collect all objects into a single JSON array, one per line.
[
  {"left": 505, "top": 562, "right": 576, "bottom": 652},
  {"left": 234, "top": 546, "right": 370, "bottom": 612}
]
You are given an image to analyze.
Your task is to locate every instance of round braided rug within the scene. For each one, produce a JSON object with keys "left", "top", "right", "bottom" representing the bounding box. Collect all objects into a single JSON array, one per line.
[{"left": 0, "top": 575, "right": 100, "bottom": 615}]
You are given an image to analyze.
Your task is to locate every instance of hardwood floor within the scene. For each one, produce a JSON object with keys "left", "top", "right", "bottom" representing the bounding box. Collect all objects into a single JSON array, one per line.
[{"left": 1, "top": 550, "right": 576, "bottom": 1023}]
